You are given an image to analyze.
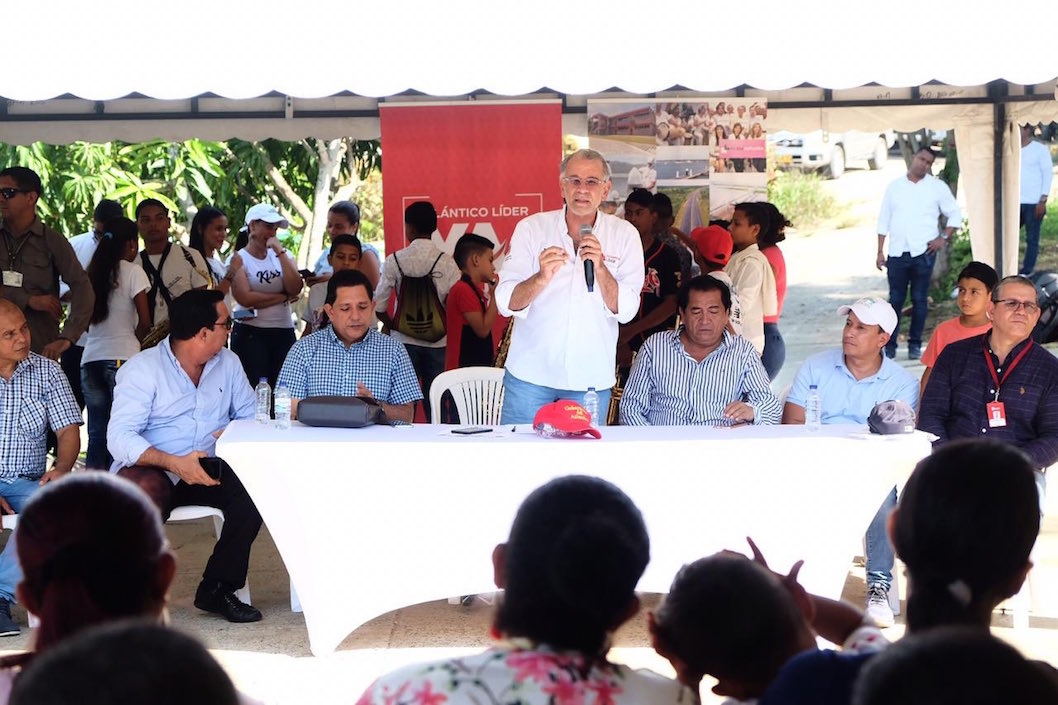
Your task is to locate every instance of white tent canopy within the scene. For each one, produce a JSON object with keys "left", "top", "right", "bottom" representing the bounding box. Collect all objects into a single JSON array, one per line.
[{"left": 4, "top": 0, "right": 1058, "bottom": 273}]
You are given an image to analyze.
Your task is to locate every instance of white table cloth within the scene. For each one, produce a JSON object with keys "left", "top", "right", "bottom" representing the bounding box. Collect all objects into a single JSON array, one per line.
[{"left": 217, "top": 421, "right": 933, "bottom": 655}]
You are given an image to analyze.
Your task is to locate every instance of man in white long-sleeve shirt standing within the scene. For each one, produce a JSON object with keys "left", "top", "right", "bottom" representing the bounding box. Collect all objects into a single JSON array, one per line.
[
  {"left": 1019, "top": 123, "right": 1053, "bottom": 276},
  {"left": 495, "top": 149, "right": 645, "bottom": 424},
  {"left": 875, "top": 147, "right": 962, "bottom": 360}
]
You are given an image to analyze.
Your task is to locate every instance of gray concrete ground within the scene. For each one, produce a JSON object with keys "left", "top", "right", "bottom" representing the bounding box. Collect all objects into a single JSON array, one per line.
[{"left": 2, "top": 156, "right": 1056, "bottom": 703}]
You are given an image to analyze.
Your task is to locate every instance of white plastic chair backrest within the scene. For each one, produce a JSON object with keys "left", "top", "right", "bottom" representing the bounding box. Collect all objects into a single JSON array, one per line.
[{"left": 429, "top": 367, "right": 506, "bottom": 424}]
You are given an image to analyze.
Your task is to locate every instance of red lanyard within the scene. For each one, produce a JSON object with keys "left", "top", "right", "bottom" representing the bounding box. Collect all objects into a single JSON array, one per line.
[{"left": 983, "top": 339, "right": 1033, "bottom": 401}]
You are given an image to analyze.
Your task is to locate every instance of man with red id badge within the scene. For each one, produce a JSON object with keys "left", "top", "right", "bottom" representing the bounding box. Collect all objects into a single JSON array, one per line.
[{"left": 919, "top": 275, "right": 1058, "bottom": 513}]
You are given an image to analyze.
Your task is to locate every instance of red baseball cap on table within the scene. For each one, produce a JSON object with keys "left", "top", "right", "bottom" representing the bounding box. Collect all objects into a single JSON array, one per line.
[{"left": 533, "top": 401, "right": 602, "bottom": 439}]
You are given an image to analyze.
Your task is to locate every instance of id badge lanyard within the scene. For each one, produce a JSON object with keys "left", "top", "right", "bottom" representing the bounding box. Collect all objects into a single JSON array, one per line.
[{"left": 982, "top": 339, "right": 1032, "bottom": 427}]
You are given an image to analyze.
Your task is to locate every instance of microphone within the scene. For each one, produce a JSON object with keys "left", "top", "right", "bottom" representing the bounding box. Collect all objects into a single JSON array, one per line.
[{"left": 579, "top": 223, "right": 594, "bottom": 292}]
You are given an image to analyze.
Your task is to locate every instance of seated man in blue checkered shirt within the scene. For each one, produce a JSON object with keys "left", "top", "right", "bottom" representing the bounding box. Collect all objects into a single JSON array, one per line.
[
  {"left": 279, "top": 269, "right": 422, "bottom": 423},
  {"left": 619, "top": 275, "right": 781, "bottom": 426},
  {"left": 0, "top": 299, "right": 82, "bottom": 637}
]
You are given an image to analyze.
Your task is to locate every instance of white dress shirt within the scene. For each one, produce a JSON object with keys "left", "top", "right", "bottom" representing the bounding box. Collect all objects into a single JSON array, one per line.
[
  {"left": 374, "top": 238, "right": 461, "bottom": 349},
  {"left": 724, "top": 244, "right": 776, "bottom": 354},
  {"left": 495, "top": 208, "right": 645, "bottom": 390},
  {"left": 60, "top": 229, "right": 101, "bottom": 344},
  {"left": 1021, "top": 140, "right": 1053, "bottom": 205},
  {"left": 876, "top": 174, "right": 962, "bottom": 257},
  {"left": 107, "top": 338, "right": 256, "bottom": 484}
]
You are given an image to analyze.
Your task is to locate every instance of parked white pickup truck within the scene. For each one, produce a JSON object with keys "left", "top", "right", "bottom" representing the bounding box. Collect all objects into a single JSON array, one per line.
[{"left": 769, "top": 129, "right": 895, "bottom": 179}]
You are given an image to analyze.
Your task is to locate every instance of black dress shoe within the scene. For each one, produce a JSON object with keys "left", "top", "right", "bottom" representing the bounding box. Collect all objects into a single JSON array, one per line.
[{"left": 194, "top": 581, "right": 262, "bottom": 623}]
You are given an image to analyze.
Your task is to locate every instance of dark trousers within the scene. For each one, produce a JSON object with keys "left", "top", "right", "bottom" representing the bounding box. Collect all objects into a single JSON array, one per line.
[
  {"left": 231, "top": 324, "right": 296, "bottom": 391},
  {"left": 117, "top": 464, "right": 262, "bottom": 590},
  {"left": 1020, "top": 203, "right": 1044, "bottom": 275},
  {"left": 81, "top": 360, "right": 120, "bottom": 469},
  {"left": 886, "top": 251, "right": 935, "bottom": 355},
  {"left": 404, "top": 343, "right": 446, "bottom": 422},
  {"left": 761, "top": 322, "right": 786, "bottom": 381},
  {"left": 60, "top": 344, "right": 86, "bottom": 412}
]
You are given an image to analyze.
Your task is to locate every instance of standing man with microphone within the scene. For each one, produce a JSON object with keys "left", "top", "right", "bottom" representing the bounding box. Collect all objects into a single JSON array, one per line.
[{"left": 496, "top": 149, "right": 645, "bottom": 424}]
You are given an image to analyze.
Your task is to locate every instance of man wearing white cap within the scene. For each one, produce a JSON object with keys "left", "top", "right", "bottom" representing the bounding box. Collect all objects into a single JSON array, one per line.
[
  {"left": 228, "top": 203, "right": 303, "bottom": 390},
  {"left": 783, "top": 297, "right": 918, "bottom": 628},
  {"left": 136, "top": 198, "right": 213, "bottom": 328}
]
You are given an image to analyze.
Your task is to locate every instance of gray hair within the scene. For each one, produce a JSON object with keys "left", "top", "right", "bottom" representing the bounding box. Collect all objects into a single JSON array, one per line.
[
  {"left": 560, "top": 149, "right": 611, "bottom": 180},
  {"left": 992, "top": 275, "right": 1035, "bottom": 302}
]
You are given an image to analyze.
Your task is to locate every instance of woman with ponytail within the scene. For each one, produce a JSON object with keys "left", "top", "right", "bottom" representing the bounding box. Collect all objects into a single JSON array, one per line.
[
  {"left": 356, "top": 476, "right": 683, "bottom": 705},
  {"left": 80, "top": 217, "right": 150, "bottom": 471}
]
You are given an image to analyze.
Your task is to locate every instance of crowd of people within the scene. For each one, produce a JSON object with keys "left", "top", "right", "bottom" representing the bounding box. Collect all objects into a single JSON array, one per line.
[{"left": 0, "top": 140, "right": 1054, "bottom": 702}]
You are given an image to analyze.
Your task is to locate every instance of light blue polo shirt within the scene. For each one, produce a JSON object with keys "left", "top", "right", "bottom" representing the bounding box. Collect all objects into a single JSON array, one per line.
[{"left": 787, "top": 349, "right": 919, "bottom": 424}]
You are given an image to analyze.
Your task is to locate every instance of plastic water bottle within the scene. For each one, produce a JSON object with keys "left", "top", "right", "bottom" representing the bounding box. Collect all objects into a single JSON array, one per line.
[
  {"left": 583, "top": 387, "right": 600, "bottom": 425},
  {"left": 805, "top": 384, "right": 822, "bottom": 432},
  {"left": 254, "top": 378, "right": 271, "bottom": 424},
  {"left": 274, "top": 385, "right": 292, "bottom": 430}
]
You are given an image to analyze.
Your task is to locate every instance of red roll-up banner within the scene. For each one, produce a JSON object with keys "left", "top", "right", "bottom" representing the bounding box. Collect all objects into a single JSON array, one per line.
[{"left": 379, "top": 101, "right": 564, "bottom": 260}]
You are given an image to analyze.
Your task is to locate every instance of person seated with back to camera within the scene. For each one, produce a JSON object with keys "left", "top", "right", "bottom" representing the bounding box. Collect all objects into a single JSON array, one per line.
[
  {"left": 650, "top": 540, "right": 887, "bottom": 705},
  {"left": 619, "top": 275, "right": 780, "bottom": 426},
  {"left": 356, "top": 475, "right": 685, "bottom": 705},
  {"left": 277, "top": 269, "right": 421, "bottom": 423}
]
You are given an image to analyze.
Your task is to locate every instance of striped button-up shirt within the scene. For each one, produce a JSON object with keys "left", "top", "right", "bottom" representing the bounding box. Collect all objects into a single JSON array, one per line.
[
  {"left": 918, "top": 333, "right": 1058, "bottom": 469},
  {"left": 620, "top": 328, "right": 781, "bottom": 426},
  {"left": 0, "top": 353, "right": 82, "bottom": 481},
  {"left": 278, "top": 326, "right": 422, "bottom": 405}
]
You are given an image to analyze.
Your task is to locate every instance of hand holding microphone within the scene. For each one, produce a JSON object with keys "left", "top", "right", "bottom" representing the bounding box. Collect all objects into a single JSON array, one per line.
[{"left": 579, "top": 224, "right": 595, "bottom": 292}]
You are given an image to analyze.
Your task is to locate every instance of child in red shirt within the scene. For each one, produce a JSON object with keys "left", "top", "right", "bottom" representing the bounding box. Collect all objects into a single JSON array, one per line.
[
  {"left": 445, "top": 233, "right": 501, "bottom": 370},
  {"left": 919, "top": 261, "right": 998, "bottom": 399}
]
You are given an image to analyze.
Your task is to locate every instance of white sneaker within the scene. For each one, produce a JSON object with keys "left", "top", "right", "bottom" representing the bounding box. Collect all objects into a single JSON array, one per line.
[{"left": 866, "top": 584, "right": 895, "bottom": 628}]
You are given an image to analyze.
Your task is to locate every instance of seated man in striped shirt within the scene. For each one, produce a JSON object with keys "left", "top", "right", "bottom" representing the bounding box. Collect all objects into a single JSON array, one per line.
[
  {"left": 619, "top": 275, "right": 780, "bottom": 426},
  {"left": 278, "top": 269, "right": 422, "bottom": 423}
]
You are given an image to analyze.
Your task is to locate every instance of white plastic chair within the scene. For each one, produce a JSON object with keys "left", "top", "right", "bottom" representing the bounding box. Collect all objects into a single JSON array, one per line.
[
  {"left": 429, "top": 367, "right": 506, "bottom": 425},
  {"left": 167, "top": 506, "right": 251, "bottom": 605}
]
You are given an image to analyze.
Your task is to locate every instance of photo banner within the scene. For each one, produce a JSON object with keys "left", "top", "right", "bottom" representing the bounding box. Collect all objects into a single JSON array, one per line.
[
  {"left": 379, "top": 102, "right": 564, "bottom": 260},
  {"left": 587, "top": 98, "right": 768, "bottom": 229}
]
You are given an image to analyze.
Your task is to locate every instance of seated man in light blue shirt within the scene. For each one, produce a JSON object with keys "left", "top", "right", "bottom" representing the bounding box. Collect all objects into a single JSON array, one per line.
[
  {"left": 108, "top": 289, "right": 263, "bottom": 624},
  {"left": 783, "top": 296, "right": 918, "bottom": 629},
  {"left": 620, "top": 275, "right": 781, "bottom": 426},
  {"left": 278, "top": 269, "right": 421, "bottom": 423}
]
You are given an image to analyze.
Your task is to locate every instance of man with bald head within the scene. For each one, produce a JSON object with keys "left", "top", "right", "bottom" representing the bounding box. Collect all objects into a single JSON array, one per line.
[{"left": 0, "top": 299, "right": 82, "bottom": 636}]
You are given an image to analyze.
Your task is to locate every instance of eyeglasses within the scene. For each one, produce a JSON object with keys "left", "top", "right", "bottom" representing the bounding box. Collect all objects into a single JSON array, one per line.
[
  {"left": 0, "top": 187, "right": 30, "bottom": 200},
  {"left": 213, "top": 318, "right": 234, "bottom": 331},
  {"left": 994, "top": 299, "right": 1040, "bottom": 314},
  {"left": 562, "top": 176, "right": 607, "bottom": 190}
]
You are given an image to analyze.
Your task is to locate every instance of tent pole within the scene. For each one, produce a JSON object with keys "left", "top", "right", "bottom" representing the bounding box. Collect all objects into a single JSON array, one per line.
[{"left": 993, "top": 99, "right": 1005, "bottom": 274}]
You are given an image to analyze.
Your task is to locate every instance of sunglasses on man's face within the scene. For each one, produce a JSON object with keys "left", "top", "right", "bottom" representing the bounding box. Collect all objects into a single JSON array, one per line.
[{"left": 0, "top": 187, "right": 30, "bottom": 200}]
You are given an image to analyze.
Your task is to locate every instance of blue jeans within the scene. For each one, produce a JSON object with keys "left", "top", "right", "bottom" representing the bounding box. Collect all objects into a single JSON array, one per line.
[
  {"left": 404, "top": 344, "right": 446, "bottom": 423},
  {"left": 0, "top": 477, "right": 44, "bottom": 602},
  {"left": 865, "top": 486, "right": 898, "bottom": 589},
  {"left": 500, "top": 370, "right": 612, "bottom": 425},
  {"left": 886, "top": 251, "right": 935, "bottom": 355},
  {"left": 1020, "top": 203, "right": 1044, "bottom": 275},
  {"left": 761, "top": 323, "right": 786, "bottom": 381},
  {"left": 82, "top": 360, "right": 121, "bottom": 470}
]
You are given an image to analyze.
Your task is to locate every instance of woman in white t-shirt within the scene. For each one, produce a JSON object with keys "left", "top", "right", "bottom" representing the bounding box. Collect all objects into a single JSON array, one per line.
[
  {"left": 189, "top": 206, "right": 231, "bottom": 294},
  {"left": 81, "top": 217, "right": 150, "bottom": 471},
  {"left": 229, "top": 203, "right": 304, "bottom": 389}
]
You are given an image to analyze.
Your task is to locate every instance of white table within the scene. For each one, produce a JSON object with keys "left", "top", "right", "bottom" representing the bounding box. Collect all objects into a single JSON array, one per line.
[{"left": 217, "top": 421, "right": 932, "bottom": 655}]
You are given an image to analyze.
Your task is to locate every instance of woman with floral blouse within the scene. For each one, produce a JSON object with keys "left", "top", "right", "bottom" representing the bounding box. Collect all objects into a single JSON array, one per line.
[{"left": 356, "top": 475, "right": 685, "bottom": 705}]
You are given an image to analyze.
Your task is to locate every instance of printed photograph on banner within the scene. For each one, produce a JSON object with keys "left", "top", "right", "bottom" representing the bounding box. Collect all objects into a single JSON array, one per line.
[
  {"left": 655, "top": 145, "right": 709, "bottom": 188},
  {"left": 588, "top": 101, "right": 657, "bottom": 203},
  {"left": 656, "top": 102, "right": 715, "bottom": 147},
  {"left": 708, "top": 175, "right": 768, "bottom": 221},
  {"left": 661, "top": 186, "right": 711, "bottom": 234}
]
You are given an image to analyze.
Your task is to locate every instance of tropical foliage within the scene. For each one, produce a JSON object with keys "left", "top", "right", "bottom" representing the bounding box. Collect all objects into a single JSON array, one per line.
[{"left": 0, "top": 137, "right": 383, "bottom": 266}]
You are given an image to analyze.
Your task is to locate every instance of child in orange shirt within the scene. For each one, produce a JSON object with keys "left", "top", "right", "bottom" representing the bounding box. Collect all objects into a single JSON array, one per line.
[{"left": 919, "top": 261, "right": 998, "bottom": 399}]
